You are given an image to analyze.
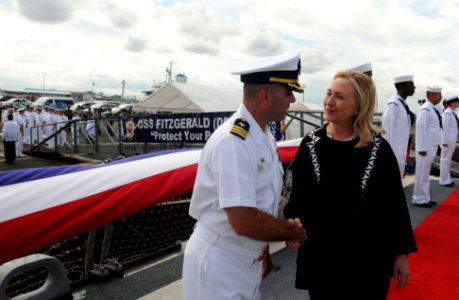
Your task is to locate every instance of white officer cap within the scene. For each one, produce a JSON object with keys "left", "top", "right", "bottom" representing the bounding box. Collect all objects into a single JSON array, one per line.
[
  {"left": 347, "top": 62, "right": 372, "bottom": 73},
  {"left": 427, "top": 85, "right": 442, "bottom": 93},
  {"left": 394, "top": 75, "right": 414, "bottom": 84},
  {"left": 18, "top": 107, "right": 25, "bottom": 112},
  {"left": 445, "top": 95, "right": 459, "bottom": 103},
  {"left": 231, "top": 51, "right": 303, "bottom": 93}
]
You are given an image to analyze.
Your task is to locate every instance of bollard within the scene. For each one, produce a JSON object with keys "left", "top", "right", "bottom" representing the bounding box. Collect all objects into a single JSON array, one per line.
[{"left": 0, "top": 253, "right": 71, "bottom": 300}]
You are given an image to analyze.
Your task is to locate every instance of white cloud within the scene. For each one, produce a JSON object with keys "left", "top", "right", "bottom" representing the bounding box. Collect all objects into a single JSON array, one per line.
[{"left": 15, "top": 0, "right": 76, "bottom": 24}]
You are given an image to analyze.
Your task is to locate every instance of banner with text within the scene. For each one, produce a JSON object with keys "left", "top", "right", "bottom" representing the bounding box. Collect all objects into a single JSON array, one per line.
[{"left": 124, "top": 112, "right": 234, "bottom": 143}]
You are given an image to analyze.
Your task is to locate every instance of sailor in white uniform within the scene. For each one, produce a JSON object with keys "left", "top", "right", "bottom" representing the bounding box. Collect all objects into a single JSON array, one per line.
[
  {"left": 25, "top": 105, "right": 37, "bottom": 144},
  {"left": 16, "top": 107, "right": 26, "bottom": 157},
  {"left": 439, "top": 95, "right": 459, "bottom": 186},
  {"left": 412, "top": 85, "right": 443, "bottom": 207},
  {"left": 382, "top": 75, "right": 416, "bottom": 178},
  {"left": 182, "top": 52, "right": 307, "bottom": 300},
  {"left": 35, "top": 106, "right": 46, "bottom": 143},
  {"left": 45, "top": 106, "right": 57, "bottom": 147}
]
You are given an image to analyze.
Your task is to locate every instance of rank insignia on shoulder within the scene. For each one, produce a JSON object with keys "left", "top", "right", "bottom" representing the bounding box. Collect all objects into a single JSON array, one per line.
[{"left": 230, "top": 118, "right": 250, "bottom": 140}]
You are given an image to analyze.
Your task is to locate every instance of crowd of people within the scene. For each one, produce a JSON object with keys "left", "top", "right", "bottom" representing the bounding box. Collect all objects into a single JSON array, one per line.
[
  {"left": 0, "top": 104, "right": 134, "bottom": 163},
  {"left": 380, "top": 73, "right": 458, "bottom": 208},
  {"left": 182, "top": 52, "right": 458, "bottom": 299}
]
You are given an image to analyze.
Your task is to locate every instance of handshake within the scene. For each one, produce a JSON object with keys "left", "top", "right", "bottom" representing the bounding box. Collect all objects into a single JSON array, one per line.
[{"left": 285, "top": 218, "right": 306, "bottom": 250}]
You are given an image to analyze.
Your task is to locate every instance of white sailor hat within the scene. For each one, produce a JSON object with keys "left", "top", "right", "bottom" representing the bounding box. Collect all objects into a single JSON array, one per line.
[
  {"left": 445, "top": 95, "right": 459, "bottom": 103},
  {"left": 394, "top": 75, "right": 414, "bottom": 84},
  {"left": 347, "top": 62, "right": 372, "bottom": 73},
  {"left": 18, "top": 107, "right": 25, "bottom": 112},
  {"left": 427, "top": 84, "right": 442, "bottom": 93},
  {"left": 231, "top": 51, "right": 303, "bottom": 93}
]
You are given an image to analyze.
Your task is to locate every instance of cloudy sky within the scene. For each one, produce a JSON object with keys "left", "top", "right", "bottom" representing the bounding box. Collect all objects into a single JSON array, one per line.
[{"left": 1, "top": 0, "right": 459, "bottom": 112}]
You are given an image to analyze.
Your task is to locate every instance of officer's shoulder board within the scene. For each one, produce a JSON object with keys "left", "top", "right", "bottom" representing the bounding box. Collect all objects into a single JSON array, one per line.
[
  {"left": 387, "top": 102, "right": 398, "bottom": 107},
  {"left": 230, "top": 118, "right": 250, "bottom": 140}
]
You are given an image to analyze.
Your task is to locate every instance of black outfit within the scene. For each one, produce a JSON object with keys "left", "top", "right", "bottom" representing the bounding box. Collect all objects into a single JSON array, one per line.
[
  {"left": 3, "top": 140, "right": 16, "bottom": 163},
  {"left": 284, "top": 125, "right": 417, "bottom": 300}
]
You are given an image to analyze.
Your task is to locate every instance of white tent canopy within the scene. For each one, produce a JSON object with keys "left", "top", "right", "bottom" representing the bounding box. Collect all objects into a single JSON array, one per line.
[
  {"left": 134, "top": 82, "right": 242, "bottom": 113},
  {"left": 134, "top": 82, "right": 320, "bottom": 114}
]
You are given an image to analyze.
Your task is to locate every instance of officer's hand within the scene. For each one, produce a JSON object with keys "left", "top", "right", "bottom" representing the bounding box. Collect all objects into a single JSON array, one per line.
[
  {"left": 287, "top": 218, "right": 306, "bottom": 244},
  {"left": 257, "top": 250, "right": 273, "bottom": 279},
  {"left": 418, "top": 151, "right": 427, "bottom": 156}
]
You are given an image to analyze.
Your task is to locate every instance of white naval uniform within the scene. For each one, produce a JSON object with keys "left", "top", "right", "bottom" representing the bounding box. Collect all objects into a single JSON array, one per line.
[
  {"left": 439, "top": 107, "right": 458, "bottom": 185},
  {"left": 25, "top": 110, "right": 37, "bottom": 144},
  {"left": 16, "top": 114, "right": 26, "bottom": 156},
  {"left": 46, "top": 113, "right": 57, "bottom": 147},
  {"left": 382, "top": 94, "right": 411, "bottom": 178},
  {"left": 412, "top": 101, "right": 442, "bottom": 204},
  {"left": 35, "top": 112, "right": 46, "bottom": 143},
  {"left": 183, "top": 104, "right": 283, "bottom": 300},
  {"left": 58, "top": 114, "right": 68, "bottom": 146},
  {"left": 70, "top": 115, "right": 81, "bottom": 145}
]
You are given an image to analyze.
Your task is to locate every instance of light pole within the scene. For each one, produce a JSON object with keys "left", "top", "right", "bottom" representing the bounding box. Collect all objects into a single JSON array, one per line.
[{"left": 302, "top": 84, "right": 306, "bottom": 103}]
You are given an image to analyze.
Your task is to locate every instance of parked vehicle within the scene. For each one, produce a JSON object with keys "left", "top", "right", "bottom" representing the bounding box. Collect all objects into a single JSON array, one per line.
[
  {"left": 70, "top": 101, "right": 95, "bottom": 117},
  {"left": 34, "top": 96, "right": 75, "bottom": 110},
  {"left": 111, "top": 104, "right": 133, "bottom": 115},
  {"left": 1, "top": 98, "right": 33, "bottom": 108},
  {"left": 91, "top": 102, "right": 119, "bottom": 115}
]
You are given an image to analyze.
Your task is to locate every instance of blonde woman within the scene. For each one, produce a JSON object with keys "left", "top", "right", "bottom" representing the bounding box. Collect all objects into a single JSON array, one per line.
[{"left": 284, "top": 71, "right": 417, "bottom": 299}]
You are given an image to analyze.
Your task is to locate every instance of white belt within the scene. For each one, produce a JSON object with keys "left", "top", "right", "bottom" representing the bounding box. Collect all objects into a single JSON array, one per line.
[{"left": 193, "top": 223, "right": 266, "bottom": 260}]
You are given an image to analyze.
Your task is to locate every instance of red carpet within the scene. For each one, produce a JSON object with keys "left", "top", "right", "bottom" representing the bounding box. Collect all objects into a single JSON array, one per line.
[{"left": 388, "top": 188, "right": 459, "bottom": 300}]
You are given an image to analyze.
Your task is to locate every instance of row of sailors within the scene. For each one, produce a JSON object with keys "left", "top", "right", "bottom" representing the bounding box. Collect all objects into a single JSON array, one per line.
[
  {"left": 349, "top": 63, "right": 459, "bottom": 208},
  {"left": 1, "top": 105, "right": 89, "bottom": 154}
]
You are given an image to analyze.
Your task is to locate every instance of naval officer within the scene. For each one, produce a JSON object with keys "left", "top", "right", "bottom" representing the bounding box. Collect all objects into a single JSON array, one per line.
[
  {"left": 2, "top": 114, "right": 19, "bottom": 163},
  {"left": 182, "top": 52, "right": 307, "bottom": 300},
  {"left": 412, "top": 85, "right": 443, "bottom": 207},
  {"left": 439, "top": 95, "right": 459, "bottom": 187},
  {"left": 382, "top": 75, "right": 416, "bottom": 178}
]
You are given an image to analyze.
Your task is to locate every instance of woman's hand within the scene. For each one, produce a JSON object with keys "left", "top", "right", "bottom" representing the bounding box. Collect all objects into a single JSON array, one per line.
[{"left": 393, "top": 254, "right": 411, "bottom": 289}]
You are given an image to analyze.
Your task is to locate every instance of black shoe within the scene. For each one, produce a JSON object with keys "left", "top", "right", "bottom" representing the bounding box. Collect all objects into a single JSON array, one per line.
[
  {"left": 412, "top": 202, "right": 434, "bottom": 208},
  {"left": 441, "top": 182, "right": 455, "bottom": 187},
  {"left": 429, "top": 201, "right": 437, "bottom": 205}
]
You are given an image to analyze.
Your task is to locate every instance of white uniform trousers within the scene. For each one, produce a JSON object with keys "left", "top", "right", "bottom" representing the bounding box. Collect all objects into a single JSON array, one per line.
[
  {"left": 439, "top": 143, "right": 456, "bottom": 185},
  {"left": 25, "top": 125, "right": 32, "bottom": 144},
  {"left": 15, "top": 134, "right": 24, "bottom": 156},
  {"left": 36, "top": 127, "right": 43, "bottom": 144},
  {"left": 183, "top": 223, "right": 263, "bottom": 300},
  {"left": 395, "top": 149, "right": 407, "bottom": 179},
  {"left": 412, "top": 145, "right": 438, "bottom": 204},
  {"left": 25, "top": 125, "right": 37, "bottom": 144},
  {"left": 59, "top": 128, "right": 67, "bottom": 146}
]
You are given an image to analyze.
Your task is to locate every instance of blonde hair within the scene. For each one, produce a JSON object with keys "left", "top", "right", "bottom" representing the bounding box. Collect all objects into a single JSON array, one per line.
[{"left": 333, "top": 70, "right": 383, "bottom": 148}]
